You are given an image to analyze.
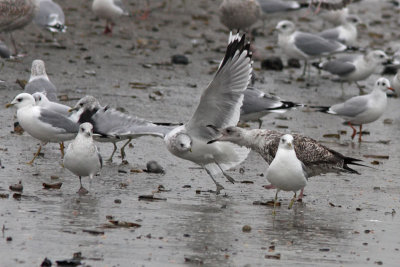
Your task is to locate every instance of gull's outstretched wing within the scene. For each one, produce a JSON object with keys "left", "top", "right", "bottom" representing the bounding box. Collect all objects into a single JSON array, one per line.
[{"left": 186, "top": 33, "right": 252, "bottom": 139}]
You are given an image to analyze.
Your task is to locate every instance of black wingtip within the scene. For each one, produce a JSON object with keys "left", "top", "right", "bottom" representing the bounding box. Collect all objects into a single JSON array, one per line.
[
  {"left": 207, "top": 140, "right": 217, "bottom": 144},
  {"left": 217, "top": 33, "right": 251, "bottom": 74},
  {"left": 311, "top": 62, "right": 322, "bottom": 70}
]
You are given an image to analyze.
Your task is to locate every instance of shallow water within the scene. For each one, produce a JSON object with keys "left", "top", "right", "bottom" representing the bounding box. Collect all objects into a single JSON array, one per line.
[{"left": 1, "top": 0, "right": 400, "bottom": 266}]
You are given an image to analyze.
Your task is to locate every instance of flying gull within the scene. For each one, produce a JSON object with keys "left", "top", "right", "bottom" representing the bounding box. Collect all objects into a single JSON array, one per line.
[
  {"left": 64, "top": 122, "right": 102, "bottom": 195},
  {"left": 164, "top": 33, "right": 252, "bottom": 194}
]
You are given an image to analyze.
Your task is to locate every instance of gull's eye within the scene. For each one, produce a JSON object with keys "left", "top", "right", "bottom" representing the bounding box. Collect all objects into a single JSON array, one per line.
[
  {"left": 282, "top": 25, "right": 287, "bottom": 29},
  {"left": 180, "top": 143, "right": 185, "bottom": 148},
  {"left": 379, "top": 55, "right": 384, "bottom": 58},
  {"left": 81, "top": 128, "right": 85, "bottom": 132},
  {"left": 226, "top": 129, "right": 231, "bottom": 134},
  {"left": 382, "top": 82, "right": 386, "bottom": 86},
  {"left": 80, "top": 103, "right": 84, "bottom": 107},
  {"left": 17, "top": 98, "right": 22, "bottom": 102},
  {"left": 38, "top": 97, "right": 41, "bottom": 101}
]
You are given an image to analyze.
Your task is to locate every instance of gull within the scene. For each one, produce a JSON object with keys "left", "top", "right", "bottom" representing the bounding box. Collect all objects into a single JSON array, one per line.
[
  {"left": 0, "top": 0, "right": 38, "bottom": 54},
  {"left": 265, "top": 134, "right": 307, "bottom": 214},
  {"left": 6, "top": 93, "right": 78, "bottom": 164},
  {"left": 164, "top": 33, "right": 252, "bottom": 194},
  {"left": 240, "top": 86, "right": 303, "bottom": 128},
  {"left": 69, "top": 95, "right": 175, "bottom": 162},
  {"left": 32, "top": 92, "right": 70, "bottom": 116},
  {"left": 207, "top": 125, "right": 364, "bottom": 198},
  {"left": 63, "top": 123, "right": 102, "bottom": 195},
  {"left": 33, "top": 0, "right": 66, "bottom": 33},
  {"left": 257, "top": 0, "right": 301, "bottom": 27},
  {"left": 318, "top": 14, "right": 361, "bottom": 47},
  {"left": 313, "top": 50, "right": 389, "bottom": 94},
  {"left": 275, "top": 20, "right": 347, "bottom": 77},
  {"left": 219, "top": 0, "right": 261, "bottom": 31},
  {"left": 319, "top": 7, "right": 349, "bottom": 26},
  {"left": 92, "top": 0, "right": 129, "bottom": 34},
  {"left": 392, "top": 69, "right": 400, "bottom": 96},
  {"left": 315, "top": 77, "right": 394, "bottom": 141},
  {"left": 24, "top": 59, "right": 58, "bottom": 101}
]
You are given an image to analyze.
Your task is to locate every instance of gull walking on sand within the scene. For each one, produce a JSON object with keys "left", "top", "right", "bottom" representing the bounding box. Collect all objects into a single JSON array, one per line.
[
  {"left": 265, "top": 134, "right": 307, "bottom": 214},
  {"left": 164, "top": 33, "right": 252, "bottom": 194},
  {"left": 92, "top": 0, "right": 130, "bottom": 34},
  {"left": 315, "top": 77, "right": 394, "bottom": 142},
  {"left": 207, "top": 125, "right": 364, "bottom": 200},
  {"left": 275, "top": 20, "right": 346, "bottom": 77},
  {"left": 6, "top": 93, "right": 78, "bottom": 164},
  {"left": 64, "top": 123, "right": 102, "bottom": 195}
]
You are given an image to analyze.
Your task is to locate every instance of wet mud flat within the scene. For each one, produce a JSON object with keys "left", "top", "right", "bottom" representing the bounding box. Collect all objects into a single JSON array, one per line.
[{"left": 1, "top": 0, "right": 400, "bottom": 266}]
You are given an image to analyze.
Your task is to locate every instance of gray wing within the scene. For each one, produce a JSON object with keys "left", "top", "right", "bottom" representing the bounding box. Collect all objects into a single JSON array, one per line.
[
  {"left": 39, "top": 109, "right": 79, "bottom": 133},
  {"left": 24, "top": 78, "right": 57, "bottom": 101},
  {"left": 294, "top": 31, "right": 346, "bottom": 56},
  {"left": 321, "top": 58, "right": 355, "bottom": 76},
  {"left": 259, "top": 130, "right": 354, "bottom": 177},
  {"left": 186, "top": 34, "right": 252, "bottom": 140},
  {"left": 242, "top": 87, "right": 286, "bottom": 115},
  {"left": 113, "top": 0, "right": 129, "bottom": 15},
  {"left": 318, "top": 28, "right": 340, "bottom": 41},
  {"left": 258, "top": 0, "right": 300, "bottom": 13},
  {"left": 47, "top": 102, "right": 70, "bottom": 116},
  {"left": 0, "top": 0, "right": 37, "bottom": 32},
  {"left": 330, "top": 95, "right": 369, "bottom": 117},
  {"left": 92, "top": 108, "right": 172, "bottom": 138},
  {"left": 34, "top": 0, "right": 65, "bottom": 32}
]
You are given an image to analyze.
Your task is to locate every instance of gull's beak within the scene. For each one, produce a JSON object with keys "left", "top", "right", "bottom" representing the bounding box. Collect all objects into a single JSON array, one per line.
[
  {"left": 288, "top": 142, "right": 293, "bottom": 148},
  {"left": 68, "top": 107, "right": 79, "bottom": 112},
  {"left": 189, "top": 148, "right": 192, "bottom": 153},
  {"left": 5, "top": 103, "right": 14, "bottom": 108},
  {"left": 388, "top": 87, "right": 395, "bottom": 91}
]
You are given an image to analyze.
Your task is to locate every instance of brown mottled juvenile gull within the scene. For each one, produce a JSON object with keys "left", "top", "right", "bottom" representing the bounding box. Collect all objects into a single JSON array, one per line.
[
  {"left": 24, "top": 59, "right": 58, "bottom": 101},
  {"left": 0, "top": 0, "right": 38, "bottom": 53},
  {"left": 219, "top": 0, "right": 261, "bottom": 31},
  {"left": 164, "top": 33, "right": 252, "bottom": 194},
  {"left": 208, "top": 125, "right": 364, "bottom": 199}
]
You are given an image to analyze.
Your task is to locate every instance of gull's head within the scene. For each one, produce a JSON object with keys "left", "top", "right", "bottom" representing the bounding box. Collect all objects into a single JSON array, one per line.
[
  {"left": 345, "top": 15, "right": 361, "bottom": 25},
  {"left": 275, "top": 20, "right": 295, "bottom": 35},
  {"left": 6, "top": 93, "right": 35, "bottom": 109},
  {"left": 79, "top": 122, "right": 94, "bottom": 138},
  {"left": 171, "top": 133, "right": 192, "bottom": 153},
  {"left": 32, "top": 92, "right": 50, "bottom": 105},
  {"left": 279, "top": 134, "right": 294, "bottom": 150},
  {"left": 374, "top": 77, "right": 394, "bottom": 92},
  {"left": 207, "top": 126, "right": 245, "bottom": 145},
  {"left": 69, "top": 95, "right": 101, "bottom": 113},
  {"left": 367, "top": 50, "right": 389, "bottom": 64},
  {"left": 30, "top": 59, "right": 48, "bottom": 80}
]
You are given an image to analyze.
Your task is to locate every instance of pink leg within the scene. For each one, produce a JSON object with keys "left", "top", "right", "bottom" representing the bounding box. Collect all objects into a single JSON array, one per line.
[
  {"left": 348, "top": 122, "right": 357, "bottom": 140},
  {"left": 104, "top": 22, "right": 112, "bottom": 34},
  {"left": 263, "top": 184, "right": 276, "bottom": 190},
  {"left": 297, "top": 188, "right": 304, "bottom": 201},
  {"left": 358, "top": 125, "right": 363, "bottom": 142}
]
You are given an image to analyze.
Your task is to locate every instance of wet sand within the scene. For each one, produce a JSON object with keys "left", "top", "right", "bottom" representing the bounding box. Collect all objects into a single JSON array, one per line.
[{"left": 0, "top": 0, "right": 400, "bottom": 266}]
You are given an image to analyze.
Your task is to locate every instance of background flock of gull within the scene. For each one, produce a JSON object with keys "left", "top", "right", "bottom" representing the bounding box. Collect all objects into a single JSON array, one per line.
[{"left": 1, "top": 0, "right": 399, "bottom": 213}]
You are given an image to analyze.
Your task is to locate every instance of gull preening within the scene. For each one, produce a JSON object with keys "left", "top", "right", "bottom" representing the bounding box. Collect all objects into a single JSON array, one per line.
[
  {"left": 241, "top": 87, "right": 302, "bottom": 128},
  {"left": 92, "top": 0, "right": 130, "bottom": 34},
  {"left": 69, "top": 95, "right": 175, "bottom": 162},
  {"left": 265, "top": 134, "right": 307, "bottom": 214},
  {"left": 275, "top": 20, "right": 347, "bottom": 76},
  {"left": 63, "top": 123, "right": 102, "bottom": 195},
  {"left": 164, "top": 33, "right": 252, "bottom": 194},
  {"left": 316, "top": 77, "right": 394, "bottom": 141},
  {"left": 313, "top": 50, "right": 389, "bottom": 94},
  {"left": 24, "top": 59, "right": 58, "bottom": 101},
  {"left": 6, "top": 93, "right": 78, "bottom": 164},
  {"left": 34, "top": 0, "right": 66, "bottom": 33}
]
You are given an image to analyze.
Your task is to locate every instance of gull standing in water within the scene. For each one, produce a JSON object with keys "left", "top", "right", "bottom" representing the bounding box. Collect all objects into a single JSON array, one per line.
[
  {"left": 165, "top": 33, "right": 252, "bottom": 194},
  {"left": 6, "top": 93, "right": 78, "bottom": 164},
  {"left": 64, "top": 123, "right": 102, "bottom": 195},
  {"left": 266, "top": 134, "right": 307, "bottom": 214},
  {"left": 208, "top": 125, "right": 364, "bottom": 199},
  {"left": 275, "top": 20, "right": 347, "bottom": 77},
  {"left": 24, "top": 59, "right": 58, "bottom": 101},
  {"left": 315, "top": 77, "right": 394, "bottom": 141}
]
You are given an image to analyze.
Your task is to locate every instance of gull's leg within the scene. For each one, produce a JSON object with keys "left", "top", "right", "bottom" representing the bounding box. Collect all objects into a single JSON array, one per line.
[
  {"left": 358, "top": 124, "right": 363, "bottom": 142},
  {"left": 104, "top": 21, "right": 112, "bottom": 34},
  {"left": 120, "top": 138, "right": 132, "bottom": 160},
  {"left": 355, "top": 82, "right": 365, "bottom": 95},
  {"left": 258, "top": 119, "right": 263, "bottom": 129},
  {"left": 272, "top": 190, "right": 279, "bottom": 216},
  {"left": 215, "top": 162, "right": 235, "bottom": 184},
  {"left": 27, "top": 145, "right": 42, "bottom": 165},
  {"left": 107, "top": 142, "right": 117, "bottom": 162},
  {"left": 301, "top": 60, "right": 308, "bottom": 77},
  {"left": 78, "top": 176, "right": 89, "bottom": 195},
  {"left": 314, "top": 0, "right": 323, "bottom": 14},
  {"left": 59, "top": 142, "right": 65, "bottom": 158},
  {"left": 348, "top": 122, "right": 357, "bottom": 140},
  {"left": 263, "top": 184, "right": 275, "bottom": 189},
  {"left": 297, "top": 188, "right": 304, "bottom": 201},
  {"left": 204, "top": 167, "right": 224, "bottom": 195},
  {"left": 9, "top": 32, "right": 18, "bottom": 55},
  {"left": 288, "top": 192, "right": 297, "bottom": 209}
]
